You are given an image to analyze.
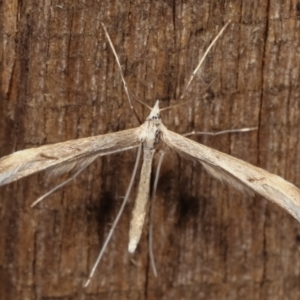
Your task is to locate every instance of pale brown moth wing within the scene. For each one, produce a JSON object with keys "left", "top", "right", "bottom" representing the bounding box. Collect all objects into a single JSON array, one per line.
[
  {"left": 162, "top": 128, "right": 300, "bottom": 222},
  {"left": 0, "top": 127, "right": 141, "bottom": 186}
]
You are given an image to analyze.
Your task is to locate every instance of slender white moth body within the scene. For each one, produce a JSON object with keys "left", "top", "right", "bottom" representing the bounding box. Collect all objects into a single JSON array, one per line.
[
  {"left": 128, "top": 147, "right": 154, "bottom": 253},
  {"left": 129, "top": 101, "right": 162, "bottom": 252}
]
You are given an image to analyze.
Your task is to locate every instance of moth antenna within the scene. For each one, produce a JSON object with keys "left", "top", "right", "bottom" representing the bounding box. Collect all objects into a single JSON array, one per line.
[
  {"left": 84, "top": 144, "right": 142, "bottom": 288},
  {"left": 148, "top": 150, "right": 165, "bottom": 277},
  {"left": 101, "top": 23, "right": 142, "bottom": 124},
  {"left": 179, "top": 20, "right": 231, "bottom": 102},
  {"left": 160, "top": 21, "right": 226, "bottom": 114},
  {"left": 31, "top": 165, "right": 90, "bottom": 207},
  {"left": 161, "top": 77, "right": 217, "bottom": 113},
  {"left": 159, "top": 100, "right": 192, "bottom": 112},
  {"left": 183, "top": 127, "right": 258, "bottom": 137},
  {"left": 135, "top": 98, "right": 152, "bottom": 110}
]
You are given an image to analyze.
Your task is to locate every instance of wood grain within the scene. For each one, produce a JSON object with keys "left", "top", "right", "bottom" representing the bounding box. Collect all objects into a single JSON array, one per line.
[{"left": 1, "top": 1, "right": 300, "bottom": 299}]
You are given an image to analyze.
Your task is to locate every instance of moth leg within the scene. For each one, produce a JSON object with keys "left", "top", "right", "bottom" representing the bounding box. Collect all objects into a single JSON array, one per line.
[
  {"left": 31, "top": 165, "right": 91, "bottom": 207},
  {"left": 148, "top": 150, "right": 165, "bottom": 277},
  {"left": 183, "top": 127, "right": 257, "bottom": 137},
  {"left": 84, "top": 145, "right": 142, "bottom": 287}
]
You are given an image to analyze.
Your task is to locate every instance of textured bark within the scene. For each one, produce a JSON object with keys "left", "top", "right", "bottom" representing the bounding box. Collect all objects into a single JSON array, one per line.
[{"left": 1, "top": 1, "right": 300, "bottom": 299}]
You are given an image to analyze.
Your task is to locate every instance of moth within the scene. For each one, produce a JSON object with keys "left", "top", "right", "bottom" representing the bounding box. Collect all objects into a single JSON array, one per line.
[{"left": 1, "top": 21, "right": 300, "bottom": 286}]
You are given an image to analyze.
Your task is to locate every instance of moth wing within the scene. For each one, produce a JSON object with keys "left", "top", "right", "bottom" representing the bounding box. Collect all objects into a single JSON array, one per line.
[
  {"left": 0, "top": 127, "right": 141, "bottom": 186},
  {"left": 162, "top": 129, "right": 300, "bottom": 222}
]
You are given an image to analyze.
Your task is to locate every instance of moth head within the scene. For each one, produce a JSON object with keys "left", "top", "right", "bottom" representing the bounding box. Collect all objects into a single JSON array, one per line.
[{"left": 146, "top": 100, "right": 161, "bottom": 121}]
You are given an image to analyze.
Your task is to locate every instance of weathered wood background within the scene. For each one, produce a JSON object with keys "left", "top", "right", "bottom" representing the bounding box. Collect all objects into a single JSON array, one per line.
[{"left": 1, "top": 0, "right": 300, "bottom": 299}]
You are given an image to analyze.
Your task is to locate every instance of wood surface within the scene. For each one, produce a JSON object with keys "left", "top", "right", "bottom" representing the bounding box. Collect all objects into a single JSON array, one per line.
[{"left": 1, "top": 1, "right": 300, "bottom": 299}]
